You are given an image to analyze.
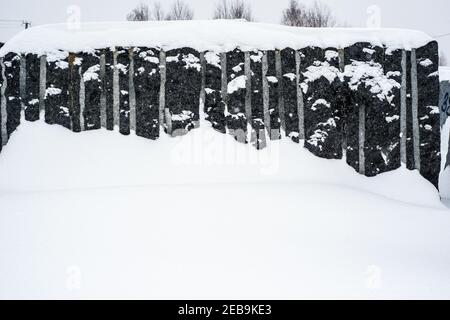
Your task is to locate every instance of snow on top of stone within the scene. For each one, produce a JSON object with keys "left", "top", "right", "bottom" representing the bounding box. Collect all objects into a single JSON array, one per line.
[
  {"left": 441, "top": 67, "right": 450, "bottom": 82},
  {"left": 0, "top": 19, "right": 434, "bottom": 57}
]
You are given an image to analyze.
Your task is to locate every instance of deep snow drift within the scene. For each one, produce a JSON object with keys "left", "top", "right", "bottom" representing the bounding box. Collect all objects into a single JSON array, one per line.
[
  {"left": 0, "top": 20, "right": 434, "bottom": 57},
  {"left": 0, "top": 120, "right": 449, "bottom": 299}
]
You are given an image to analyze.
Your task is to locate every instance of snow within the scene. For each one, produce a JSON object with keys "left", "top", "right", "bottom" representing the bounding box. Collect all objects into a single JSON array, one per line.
[
  {"left": 441, "top": 67, "right": 450, "bottom": 82},
  {"left": 1, "top": 118, "right": 450, "bottom": 299},
  {"left": 324, "top": 50, "right": 339, "bottom": 61},
  {"left": 0, "top": 20, "right": 434, "bottom": 58},
  {"left": 204, "top": 51, "right": 220, "bottom": 68},
  {"left": 386, "top": 115, "right": 400, "bottom": 123},
  {"left": 419, "top": 58, "right": 433, "bottom": 67},
  {"left": 362, "top": 48, "right": 375, "bottom": 55},
  {"left": 311, "top": 99, "right": 331, "bottom": 110},
  {"left": 82, "top": 65, "right": 100, "bottom": 82},
  {"left": 250, "top": 51, "right": 263, "bottom": 63},
  {"left": 45, "top": 87, "right": 62, "bottom": 97},
  {"left": 172, "top": 110, "right": 193, "bottom": 121},
  {"left": 301, "top": 61, "right": 340, "bottom": 93},
  {"left": 283, "top": 73, "right": 296, "bottom": 81},
  {"left": 427, "top": 105, "right": 440, "bottom": 115},
  {"left": 227, "top": 75, "right": 246, "bottom": 94},
  {"left": 344, "top": 61, "right": 401, "bottom": 102},
  {"left": 307, "top": 129, "right": 329, "bottom": 148}
]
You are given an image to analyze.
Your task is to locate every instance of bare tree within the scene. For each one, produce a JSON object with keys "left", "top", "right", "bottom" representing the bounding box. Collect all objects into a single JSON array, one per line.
[
  {"left": 127, "top": 2, "right": 150, "bottom": 21},
  {"left": 306, "top": 1, "right": 336, "bottom": 27},
  {"left": 150, "top": 2, "right": 166, "bottom": 21},
  {"left": 213, "top": 0, "right": 253, "bottom": 21},
  {"left": 166, "top": 0, "right": 194, "bottom": 21},
  {"left": 281, "top": 0, "right": 306, "bottom": 27},
  {"left": 282, "top": 0, "right": 336, "bottom": 28},
  {"left": 127, "top": 2, "right": 166, "bottom": 21}
]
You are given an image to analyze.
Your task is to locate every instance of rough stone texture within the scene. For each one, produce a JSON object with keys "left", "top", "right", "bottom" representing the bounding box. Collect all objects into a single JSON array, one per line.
[
  {"left": 349, "top": 44, "right": 394, "bottom": 176},
  {"left": 417, "top": 41, "right": 440, "bottom": 188},
  {"left": 226, "top": 48, "right": 247, "bottom": 143},
  {"left": 441, "top": 80, "right": 450, "bottom": 169},
  {"left": 165, "top": 47, "right": 201, "bottom": 136},
  {"left": 266, "top": 50, "right": 281, "bottom": 140},
  {"left": 302, "top": 47, "right": 342, "bottom": 159},
  {"left": 128, "top": 49, "right": 137, "bottom": 132},
  {"left": 363, "top": 45, "right": 401, "bottom": 176},
  {"left": 68, "top": 53, "right": 82, "bottom": 132},
  {"left": 116, "top": 47, "right": 130, "bottom": 135},
  {"left": 281, "top": 48, "right": 299, "bottom": 141},
  {"left": 45, "top": 51, "right": 70, "bottom": 129},
  {"left": 405, "top": 51, "right": 415, "bottom": 171},
  {"left": 4, "top": 53, "right": 22, "bottom": 136},
  {"left": 204, "top": 51, "right": 226, "bottom": 133},
  {"left": 81, "top": 51, "right": 102, "bottom": 131},
  {"left": 343, "top": 44, "right": 364, "bottom": 172},
  {"left": 345, "top": 44, "right": 402, "bottom": 176},
  {"left": 0, "top": 58, "right": 4, "bottom": 150},
  {"left": 249, "top": 50, "right": 266, "bottom": 149},
  {"left": 382, "top": 48, "right": 402, "bottom": 173},
  {"left": 133, "top": 47, "right": 160, "bottom": 140},
  {"left": 24, "top": 54, "right": 40, "bottom": 121},
  {"left": 103, "top": 48, "right": 115, "bottom": 131}
]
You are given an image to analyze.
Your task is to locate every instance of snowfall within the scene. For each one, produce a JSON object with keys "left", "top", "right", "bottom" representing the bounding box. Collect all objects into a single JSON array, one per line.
[{"left": 1, "top": 21, "right": 450, "bottom": 299}]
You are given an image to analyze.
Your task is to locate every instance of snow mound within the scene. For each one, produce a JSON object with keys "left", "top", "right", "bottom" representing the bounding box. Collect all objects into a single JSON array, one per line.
[
  {"left": 0, "top": 20, "right": 434, "bottom": 57},
  {"left": 0, "top": 120, "right": 450, "bottom": 299},
  {"left": 0, "top": 119, "right": 442, "bottom": 208}
]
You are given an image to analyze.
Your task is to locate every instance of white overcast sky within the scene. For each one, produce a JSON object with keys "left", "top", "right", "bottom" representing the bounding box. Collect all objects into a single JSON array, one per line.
[{"left": 1, "top": 0, "right": 449, "bottom": 59}]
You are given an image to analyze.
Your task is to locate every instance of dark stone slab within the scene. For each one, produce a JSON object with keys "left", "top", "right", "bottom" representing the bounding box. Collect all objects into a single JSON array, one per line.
[
  {"left": 442, "top": 80, "right": 450, "bottom": 169},
  {"left": 281, "top": 48, "right": 298, "bottom": 140},
  {"left": 204, "top": 51, "right": 226, "bottom": 133},
  {"left": 24, "top": 53, "right": 40, "bottom": 122},
  {"left": 249, "top": 50, "right": 266, "bottom": 149},
  {"left": 343, "top": 42, "right": 402, "bottom": 176},
  {"left": 416, "top": 41, "right": 440, "bottom": 188},
  {"left": 266, "top": 50, "right": 281, "bottom": 140},
  {"left": 116, "top": 47, "right": 130, "bottom": 135},
  {"left": 3, "top": 53, "right": 21, "bottom": 138},
  {"left": 356, "top": 44, "right": 398, "bottom": 177},
  {"left": 0, "top": 59, "right": 3, "bottom": 150},
  {"left": 133, "top": 47, "right": 160, "bottom": 140},
  {"left": 68, "top": 53, "right": 81, "bottom": 132},
  {"left": 45, "top": 51, "right": 70, "bottom": 129},
  {"left": 226, "top": 48, "right": 247, "bottom": 143},
  {"left": 102, "top": 48, "right": 115, "bottom": 131},
  {"left": 301, "top": 46, "right": 342, "bottom": 159},
  {"left": 338, "top": 44, "right": 402, "bottom": 177},
  {"left": 165, "top": 47, "right": 201, "bottom": 136},
  {"left": 405, "top": 51, "right": 415, "bottom": 171},
  {"left": 343, "top": 43, "right": 370, "bottom": 172},
  {"left": 381, "top": 47, "right": 402, "bottom": 173},
  {"left": 81, "top": 51, "right": 102, "bottom": 131}
]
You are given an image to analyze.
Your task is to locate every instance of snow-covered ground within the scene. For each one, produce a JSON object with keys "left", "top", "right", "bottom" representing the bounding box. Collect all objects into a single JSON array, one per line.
[{"left": 0, "top": 119, "right": 449, "bottom": 299}]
